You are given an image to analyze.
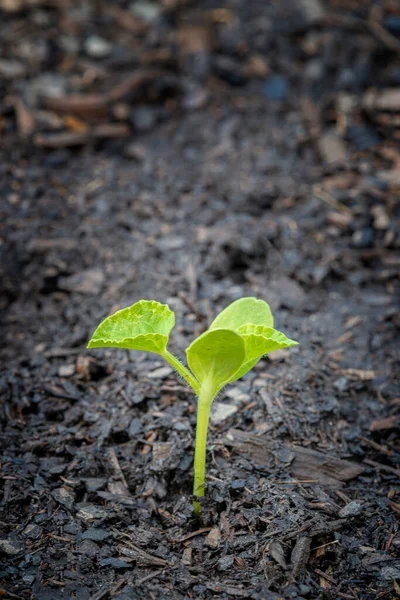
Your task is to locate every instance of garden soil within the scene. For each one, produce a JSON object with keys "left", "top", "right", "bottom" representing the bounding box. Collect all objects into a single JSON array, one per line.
[{"left": 1, "top": 1, "right": 399, "bottom": 599}]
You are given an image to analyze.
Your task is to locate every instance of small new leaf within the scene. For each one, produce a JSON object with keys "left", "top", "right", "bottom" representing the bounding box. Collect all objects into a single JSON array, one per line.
[
  {"left": 209, "top": 297, "right": 274, "bottom": 331},
  {"left": 229, "top": 324, "right": 298, "bottom": 382},
  {"left": 87, "top": 300, "right": 175, "bottom": 355},
  {"left": 186, "top": 329, "right": 245, "bottom": 395}
]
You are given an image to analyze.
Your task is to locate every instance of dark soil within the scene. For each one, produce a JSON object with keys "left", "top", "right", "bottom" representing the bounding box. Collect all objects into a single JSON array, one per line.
[{"left": 1, "top": 0, "right": 400, "bottom": 599}]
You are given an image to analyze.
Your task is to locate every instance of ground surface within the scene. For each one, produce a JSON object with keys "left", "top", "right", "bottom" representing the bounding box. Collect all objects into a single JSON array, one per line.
[{"left": 1, "top": 0, "right": 400, "bottom": 599}]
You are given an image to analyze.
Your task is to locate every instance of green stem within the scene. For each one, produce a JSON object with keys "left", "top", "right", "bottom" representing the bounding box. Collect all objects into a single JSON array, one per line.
[
  {"left": 193, "top": 384, "right": 215, "bottom": 516},
  {"left": 162, "top": 350, "right": 200, "bottom": 395}
]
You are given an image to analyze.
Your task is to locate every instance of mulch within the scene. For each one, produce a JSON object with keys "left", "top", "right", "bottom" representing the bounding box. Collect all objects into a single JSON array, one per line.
[{"left": 1, "top": 0, "right": 399, "bottom": 599}]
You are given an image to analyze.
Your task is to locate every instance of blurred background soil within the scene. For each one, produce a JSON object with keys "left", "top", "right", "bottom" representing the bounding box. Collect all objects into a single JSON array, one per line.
[{"left": 0, "top": 0, "right": 399, "bottom": 599}]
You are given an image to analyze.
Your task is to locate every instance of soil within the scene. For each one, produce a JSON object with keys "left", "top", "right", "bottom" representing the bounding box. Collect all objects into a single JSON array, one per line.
[{"left": 1, "top": 1, "right": 400, "bottom": 599}]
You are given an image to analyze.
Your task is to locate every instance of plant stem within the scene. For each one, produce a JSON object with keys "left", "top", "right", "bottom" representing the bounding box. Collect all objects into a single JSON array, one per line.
[
  {"left": 162, "top": 350, "right": 200, "bottom": 395},
  {"left": 193, "top": 384, "right": 215, "bottom": 516}
]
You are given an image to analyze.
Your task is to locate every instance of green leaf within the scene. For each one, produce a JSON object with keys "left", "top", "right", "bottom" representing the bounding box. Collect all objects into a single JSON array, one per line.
[
  {"left": 87, "top": 300, "right": 175, "bottom": 354},
  {"left": 229, "top": 324, "right": 298, "bottom": 382},
  {"left": 186, "top": 329, "right": 245, "bottom": 394},
  {"left": 209, "top": 297, "right": 274, "bottom": 332}
]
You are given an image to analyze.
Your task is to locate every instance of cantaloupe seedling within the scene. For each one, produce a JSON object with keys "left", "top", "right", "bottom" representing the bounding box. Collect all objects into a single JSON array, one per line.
[{"left": 87, "top": 298, "right": 298, "bottom": 515}]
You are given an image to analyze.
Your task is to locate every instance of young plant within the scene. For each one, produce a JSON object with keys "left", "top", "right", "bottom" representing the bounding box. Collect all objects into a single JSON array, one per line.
[{"left": 87, "top": 298, "right": 298, "bottom": 515}]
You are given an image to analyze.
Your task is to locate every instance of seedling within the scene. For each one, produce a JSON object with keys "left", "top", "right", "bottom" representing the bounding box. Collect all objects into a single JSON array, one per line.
[{"left": 87, "top": 297, "right": 298, "bottom": 515}]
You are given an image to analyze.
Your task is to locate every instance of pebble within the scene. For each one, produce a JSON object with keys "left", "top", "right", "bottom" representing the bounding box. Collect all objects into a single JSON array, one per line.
[
  {"left": 210, "top": 402, "right": 238, "bottom": 425},
  {"left": 77, "top": 539, "right": 99, "bottom": 556},
  {"left": 0, "top": 538, "right": 25, "bottom": 555},
  {"left": 231, "top": 479, "right": 246, "bottom": 490},
  {"left": 0, "top": 58, "right": 27, "bottom": 79},
  {"left": 131, "top": 105, "right": 156, "bottom": 132},
  {"left": 128, "top": 417, "right": 142, "bottom": 438},
  {"left": 84, "top": 35, "right": 113, "bottom": 59},
  {"left": 217, "top": 555, "right": 234, "bottom": 571},
  {"left": 333, "top": 377, "right": 349, "bottom": 393},
  {"left": 338, "top": 501, "right": 362, "bottom": 518},
  {"left": 157, "top": 236, "right": 185, "bottom": 251},
  {"left": 129, "top": 1, "right": 161, "bottom": 23},
  {"left": 148, "top": 366, "right": 173, "bottom": 379},
  {"left": 206, "top": 527, "right": 221, "bottom": 549},
  {"left": 124, "top": 143, "right": 147, "bottom": 162},
  {"left": 351, "top": 228, "right": 374, "bottom": 249},
  {"left": 84, "top": 477, "right": 107, "bottom": 493},
  {"left": 58, "top": 364, "right": 75, "bottom": 377},
  {"left": 225, "top": 387, "right": 250, "bottom": 404},
  {"left": 152, "top": 442, "right": 174, "bottom": 470},
  {"left": 22, "top": 574, "right": 35, "bottom": 586},
  {"left": 52, "top": 486, "right": 75, "bottom": 510},
  {"left": 76, "top": 504, "right": 108, "bottom": 523},
  {"left": 263, "top": 75, "right": 289, "bottom": 101},
  {"left": 318, "top": 128, "right": 347, "bottom": 164}
]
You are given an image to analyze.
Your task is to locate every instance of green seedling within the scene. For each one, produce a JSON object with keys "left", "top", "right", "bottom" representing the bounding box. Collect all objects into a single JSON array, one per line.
[{"left": 87, "top": 297, "right": 298, "bottom": 515}]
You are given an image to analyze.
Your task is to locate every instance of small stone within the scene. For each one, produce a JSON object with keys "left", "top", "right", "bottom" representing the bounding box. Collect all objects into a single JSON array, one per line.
[
  {"left": 23, "top": 524, "right": 43, "bottom": 540},
  {"left": 263, "top": 75, "right": 289, "bottom": 101},
  {"left": 124, "top": 143, "right": 147, "bottom": 161},
  {"left": 64, "top": 521, "right": 81, "bottom": 535},
  {"left": 58, "top": 364, "right": 75, "bottom": 377},
  {"left": 81, "top": 528, "right": 110, "bottom": 542},
  {"left": 318, "top": 129, "right": 347, "bottom": 164},
  {"left": 99, "top": 557, "right": 131, "bottom": 569},
  {"left": 351, "top": 228, "right": 374, "bottom": 249},
  {"left": 52, "top": 486, "right": 75, "bottom": 510},
  {"left": 128, "top": 417, "right": 142, "bottom": 438},
  {"left": 76, "top": 504, "right": 108, "bottom": 523},
  {"left": 210, "top": 402, "right": 238, "bottom": 425},
  {"left": 217, "top": 555, "right": 234, "bottom": 571},
  {"left": 206, "top": 527, "right": 221, "bottom": 549},
  {"left": 152, "top": 442, "right": 174, "bottom": 470},
  {"left": 84, "top": 478, "right": 107, "bottom": 492},
  {"left": 157, "top": 236, "right": 185, "bottom": 251},
  {"left": 129, "top": 1, "right": 161, "bottom": 23},
  {"left": 338, "top": 501, "right": 362, "bottom": 518},
  {"left": 0, "top": 58, "right": 27, "bottom": 79},
  {"left": 22, "top": 574, "right": 35, "bottom": 586},
  {"left": 182, "top": 547, "right": 192, "bottom": 565},
  {"left": 268, "top": 349, "right": 290, "bottom": 362},
  {"left": 84, "top": 35, "right": 113, "bottom": 58},
  {"left": 0, "top": 538, "right": 24, "bottom": 555},
  {"left": 225, "top": 387, "right": 250, "bottom": 404},
  {"left": 252, "top": 377, "right": 267, "bottom": 389},
  {"left": 231, "top": 479, "right": 246, "bottom": 490},
  {"left": 77, "top": 539, "right": 99, "bottom": 556},
  {"left": 183, "top": 87, "right": 209, "bottom": 110},
  {"left": 327, "top": 212, "right": 352, "bottom": 229},
  {"left": 148, "top": 366, "right": 173, "bottom": 379},
  {"left": 334, "top": 377, "right": 349, "bottom": 393},
  {"left": 131, "top": 105, "right": 156, "bottom": 132},
  {"left": 372, "top": 206, "right": 389, "bottom": 230}
]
